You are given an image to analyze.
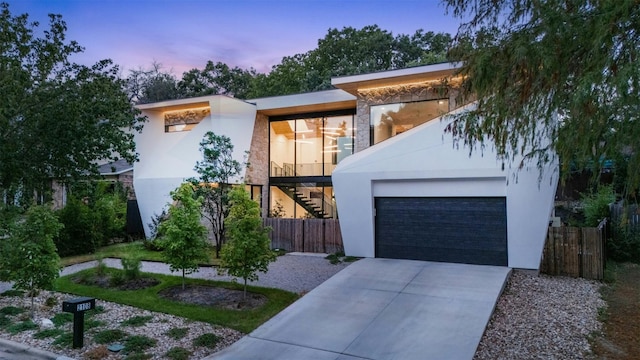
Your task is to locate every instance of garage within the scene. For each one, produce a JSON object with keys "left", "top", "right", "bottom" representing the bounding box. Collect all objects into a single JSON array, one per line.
[{"left": 374, "top": 197, "right": 507, "bottom": 266}]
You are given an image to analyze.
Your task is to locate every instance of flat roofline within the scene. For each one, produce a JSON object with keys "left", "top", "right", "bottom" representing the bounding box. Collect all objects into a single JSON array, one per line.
[
  {"left": 251, "top": 89, "right": 356, "bottom": 116},
  {"left": 135, "top": 94, "right": 250, "bottom": 112},
  {"left": 331, "top": 62, "right": 461, "bottom": 95}
]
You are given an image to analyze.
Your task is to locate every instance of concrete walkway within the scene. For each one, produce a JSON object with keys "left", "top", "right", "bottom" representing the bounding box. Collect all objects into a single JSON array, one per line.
[{"left": 208, "top": 258, "right": 511, "bottom": 360}]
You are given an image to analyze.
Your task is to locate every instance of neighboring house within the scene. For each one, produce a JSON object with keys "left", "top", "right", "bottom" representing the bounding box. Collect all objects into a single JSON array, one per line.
[
  {"left": 96, "top": 159, "right": 135, "bottom": 199},
  {"left": 51, "top": 159, "right": 135, "bottom": 209},
  {"left": 134, "top": 62, "right": 558, "bottom": 271}
]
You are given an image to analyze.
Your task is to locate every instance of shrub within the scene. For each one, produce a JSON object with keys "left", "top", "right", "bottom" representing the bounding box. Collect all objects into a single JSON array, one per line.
[
  {"left": 193, "top": 333, "right": 220, "bottom": 348},
  {"left": 7, "top": 320, "right": 37, "bottom": 334},
  {"left": 609, "top": 222, "right": 640, "bottom": 262},
  {"left": 94, "top": 329, "right": 128, "bottom": 344},
  {"left": 51, "top": 313, "right": 73, "bottom": 327},
  {"left": 165, "top": 327, "right": 189, "bottom": 340},
  {"left": 121, "top": 254, "right": 142, "bottom": 280},
  {"left": 581, "top": 186, "right": 616, "bottom": 226},
  {"left": 45, "top": 297, "right": 58, "bottom": 307},
  {"left": 0, "top": 315, "right": 12, "bottom": 329},
  {"left": 0, "top": 306, "right": 25, "bottom": 316},
  {"left": 84, "top": 318, "right": 105, "bottom": 329},
  {"left": 147, "top": 209, "right": 168, "bottom": 240},
  {"left": 34, "top": 328, "right": 65, "bottom": 339},
  {"left": 142, "top": 238, "right": 164, "bottom": 251},
  {"left": 121, "top": 315, "right": 153, "bottom": 327},
  {"left": 55, "top": 197, "right": 98, "bottom": 257},
  {"left": 93, "top": 192, "right": 127, "bottom": 245},
  {"left": 110, "top": 271, "right": 126, "bottom": 287},
  {"left": 123, "top": 335, "right": 157, "bottom": 353},
  {"left": 95, "top": 256, "right": 108, "bottom": 277},
  {"left": 0, "top": 290, "right": 24, "bottom": 297},
  {"left": 52, "top": 332, "right": 74, "bottom": 347},
  {"left": 166, "top": 347, "right": 191, "bottom": 360}
]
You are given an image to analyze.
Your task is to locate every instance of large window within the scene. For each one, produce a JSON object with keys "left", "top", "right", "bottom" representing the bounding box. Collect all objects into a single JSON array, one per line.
[
  {"left": 370, "top": 99, "right": 448, "bottom": 145},
  {"left": 268, "top": 110, "right": 353, "bottom": 218},
  {"left": 269, "top": 112, "right": 354, "bottom": 177}
]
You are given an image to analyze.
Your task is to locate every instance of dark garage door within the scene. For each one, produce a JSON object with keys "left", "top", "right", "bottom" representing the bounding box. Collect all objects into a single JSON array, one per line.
[{"left": 375, "top": 197, "right": 507, "bottom": 266}]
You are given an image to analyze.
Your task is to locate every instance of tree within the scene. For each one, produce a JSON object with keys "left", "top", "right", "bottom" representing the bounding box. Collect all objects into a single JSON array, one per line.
[
  {"left": 0, "top": 3, "right": 145, "bottom": 206},
  {"left": 219, "top": 186, "right": 276, "bottom": 300},
  {"left": 188, "top": 132, "right": 244, "bottom": 258},
  {"left": 443, "top": 0, "right": 640, "bottom": 196},
  {"left": 126, "top": 62, "right": 181, "bottom": 104},
  {"left": 158, "top": 183, "right": 209, "bottom": 289},
  {"left": 176, "top": 26, "right": 453, "bottom": 99},
  {"left": 3, "top": 206, "right": 62, "bottom": 318},
  {"left": 179, "top": 60, "right": 257, "bottom": 99}
]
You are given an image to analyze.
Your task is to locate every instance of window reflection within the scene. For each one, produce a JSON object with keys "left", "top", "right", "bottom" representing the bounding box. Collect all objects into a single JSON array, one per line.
[{"left": 370, "top": 99, "right": 448, "bottom": 145}]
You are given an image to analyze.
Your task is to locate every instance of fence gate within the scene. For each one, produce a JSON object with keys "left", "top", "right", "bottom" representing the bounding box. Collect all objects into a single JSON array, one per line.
[{"left": 540, "top": 220, "right": 606, "bottom": 280}]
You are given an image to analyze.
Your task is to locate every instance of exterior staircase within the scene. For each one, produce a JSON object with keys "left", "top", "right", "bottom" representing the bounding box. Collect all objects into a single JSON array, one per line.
[{"left": 277, "top": 185, "right": 332, "bottom": 218}]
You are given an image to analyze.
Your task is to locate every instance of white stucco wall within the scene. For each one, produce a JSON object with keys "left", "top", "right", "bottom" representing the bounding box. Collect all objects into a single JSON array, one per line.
[
  {"left": 134, "top": 96, "right": 257, "bottom": 237},
  {"left": 332, "top": 104, "right": 558, "bottom": 270}
]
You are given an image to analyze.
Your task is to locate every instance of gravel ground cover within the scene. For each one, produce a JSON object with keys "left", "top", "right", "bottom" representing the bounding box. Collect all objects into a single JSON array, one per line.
[
  {"left": 474, "top": 271, "right": 605, "bottom": 360},
  {"left": 62, "top": 253, "right": 352, "bottom": 295},
  {"left": 0, "top": 256, "right": 607, "bottom": 359},
  {"left": 0, "top": 254, "right": 351, "bottom": 359}
]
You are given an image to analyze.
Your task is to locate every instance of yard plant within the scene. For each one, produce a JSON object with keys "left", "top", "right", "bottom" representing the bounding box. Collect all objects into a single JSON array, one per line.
[
  {"left": 219, "top": 186, "right": 277, "bottom": 300},
  {"left": 158, "top": 183, "right": 210, "bottom": 289}
]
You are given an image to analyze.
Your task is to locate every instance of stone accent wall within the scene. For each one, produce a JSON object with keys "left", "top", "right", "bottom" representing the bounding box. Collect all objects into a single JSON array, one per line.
[
  {"left": 164, "top": 108, "right": 211, "bottom": 126},
  {"left": 354, "top": 81, "right": 461, "bottom": 153},
  {"left": 245, "top": 113, "right": 270, "bottom": 217}
]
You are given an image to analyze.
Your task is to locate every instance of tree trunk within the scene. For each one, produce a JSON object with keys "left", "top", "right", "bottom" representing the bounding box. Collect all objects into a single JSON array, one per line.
[
  {"left": 243, "top": 277, "right": 247, "bottom": 301},
  {"left": 182, "top": 269, "right": 185, "bottom": 290}
]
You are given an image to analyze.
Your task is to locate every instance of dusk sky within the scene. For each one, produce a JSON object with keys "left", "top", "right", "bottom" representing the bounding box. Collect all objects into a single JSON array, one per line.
[{"left": 7, "top": 0, "right": 463, "bottom": 76}]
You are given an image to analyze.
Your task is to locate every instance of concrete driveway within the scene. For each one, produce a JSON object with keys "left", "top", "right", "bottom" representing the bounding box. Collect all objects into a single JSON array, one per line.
[{"left": 209, "top": 258, "right": 511, "bottom": 360}]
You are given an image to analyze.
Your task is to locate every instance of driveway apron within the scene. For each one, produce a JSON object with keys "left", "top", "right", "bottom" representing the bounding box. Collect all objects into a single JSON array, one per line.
[{"left": 208, "top": 258, "right": 511, "bottom": 360}]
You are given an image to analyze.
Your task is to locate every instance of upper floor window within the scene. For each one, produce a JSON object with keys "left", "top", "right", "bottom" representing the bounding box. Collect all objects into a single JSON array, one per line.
[
  {"left": 164, "top": 107, "right": 211, "bottom": 132},
  {"left": 269, "top": 111, "right": 355, "bottom": 177},
  {"left": 370, "top": 99, "right": 448, "bottom": 145}
]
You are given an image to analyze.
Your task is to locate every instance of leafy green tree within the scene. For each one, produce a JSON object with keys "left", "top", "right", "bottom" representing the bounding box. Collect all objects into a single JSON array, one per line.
[
  {"left": 175, "top": 26, "right": 453, "bottom": 99},
  {"left": 179, "top": 60, "right": 257, "bottom": 99},
  {"left": 126, "top": 62, "right": 181, "bottom": 104},
  {"left": 0, "top": 3, "right": 145, "bottom": 205},
  {"left": 443, "top": 0, "right": 640, "bottom": 196},
  {"left": 393, "top": 30, "right": 452, "bottom": 68},
  {"left": 219, "top": 186, "right": 276, "bottom": 300},
  {"left": 4, "top": 206, "right": 62, "bottom": 318},
  {"left": 158, "top": 183, "right": 209, "bottom": 289},
  {"left": 188, "top": 132, "right": 244, "bottom": 258}
]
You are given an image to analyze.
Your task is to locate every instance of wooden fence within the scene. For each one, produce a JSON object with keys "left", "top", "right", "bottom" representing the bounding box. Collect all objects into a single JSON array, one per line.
[
  {"left": 610, "top": 202, "right": 640, "bottom": 228},
  {"left": 540, "top": 219, "right": 606, "bottom": 280},
  {"left": 264, "top": 218, "right": 343, "bottom": 254}
]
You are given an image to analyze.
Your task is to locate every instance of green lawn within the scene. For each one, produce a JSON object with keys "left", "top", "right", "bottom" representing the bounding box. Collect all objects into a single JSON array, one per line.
[
  {"left": 55, "top": 267, "right": 298, "bottom": 333},
  {"left": 61, "top": 241, "right": 221, "bottom": 267}
]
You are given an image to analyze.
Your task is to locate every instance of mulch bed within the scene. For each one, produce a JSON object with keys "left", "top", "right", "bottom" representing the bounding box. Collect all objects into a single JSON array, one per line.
[
  {"left": 158, "top": 285, "right": 268, "bottom": 310},
  {"left": 73, "top": 274, "right": 160, "bottom": 290}
]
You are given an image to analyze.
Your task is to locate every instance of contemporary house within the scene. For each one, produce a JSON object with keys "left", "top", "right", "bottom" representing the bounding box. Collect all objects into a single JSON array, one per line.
[{"left": 134, "top": 62, "right": 558, "bottom": 270}]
